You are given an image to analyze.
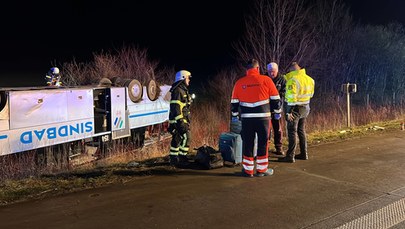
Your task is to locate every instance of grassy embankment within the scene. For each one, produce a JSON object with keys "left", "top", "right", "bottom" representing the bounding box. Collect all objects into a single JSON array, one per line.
[
  {"left": 0, "top": 112, "right": 404, "bottom": 206},
  {"left": 1, "top": 92, "right": 404, "bottom": 205}
]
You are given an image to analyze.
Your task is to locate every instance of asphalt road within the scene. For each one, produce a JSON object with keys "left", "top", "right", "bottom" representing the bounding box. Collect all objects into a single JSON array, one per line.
[{"left": 0, "top": 130, "right": 404, "bottom": 229}]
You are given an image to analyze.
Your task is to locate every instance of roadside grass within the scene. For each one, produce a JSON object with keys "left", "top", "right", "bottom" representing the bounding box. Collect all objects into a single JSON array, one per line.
[
  {"left": 0, "top": 160, "right": 177, "bottom": 206},
  {"left": 0, "top": 171, "right": 130, "bottom": 205},
  {"left": 308, "top": 118, "right": 403, "bottom": 145},
  {"left": 1, "top": 117, "right": 404, "bottom": 206}
]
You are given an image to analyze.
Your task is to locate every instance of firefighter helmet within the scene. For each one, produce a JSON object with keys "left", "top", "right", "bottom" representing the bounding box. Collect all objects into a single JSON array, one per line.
[
  {"left": 174, "top": 70, "right": 191, "bottom": 83},
  {"left": 50, "top": 67, "right": 60, "bottom": 75}
]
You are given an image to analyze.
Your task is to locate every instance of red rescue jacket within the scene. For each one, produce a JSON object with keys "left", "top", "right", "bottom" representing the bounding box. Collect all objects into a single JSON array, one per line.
[{"left": 231, "top": 68, "right": 281, "bottom": 120}]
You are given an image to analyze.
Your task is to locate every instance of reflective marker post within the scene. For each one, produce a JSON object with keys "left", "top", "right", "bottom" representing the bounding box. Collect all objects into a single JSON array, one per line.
[{"left": 341, "top": 83, "right": 357, "bottom": 128}]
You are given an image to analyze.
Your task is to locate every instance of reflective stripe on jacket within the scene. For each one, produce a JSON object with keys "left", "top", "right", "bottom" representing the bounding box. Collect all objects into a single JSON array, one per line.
[
  {"left": 231, "top": 68, "right": 281, "bottom": 119},
  {"left": 169, "top": 81, "right": 191, "bottom": 124},
  {"left": 285, "top": 69, "right": 314, "bottom": 106},
  {"left": 272, "top": 74, "right": 286, "bottom": 101}
]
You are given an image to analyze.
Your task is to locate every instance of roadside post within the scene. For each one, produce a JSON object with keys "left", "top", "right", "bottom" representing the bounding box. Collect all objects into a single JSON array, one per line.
[{"left": 341, "top": 83, "right": 357, "bottom": 127}]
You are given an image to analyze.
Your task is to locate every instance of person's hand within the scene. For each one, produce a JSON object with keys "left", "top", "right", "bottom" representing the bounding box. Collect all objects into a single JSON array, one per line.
[
  {"left": 168, "top": 124, "right": 176, "bottom": 134},
  {"left": 286, "top": 113, "right": 294, "bottom": 121},
  {"left": 273, "top": 113, "right": 281, "bottom": 120},
  {"left": 231, "top": 116, "right": 239, "bottom": 123}
]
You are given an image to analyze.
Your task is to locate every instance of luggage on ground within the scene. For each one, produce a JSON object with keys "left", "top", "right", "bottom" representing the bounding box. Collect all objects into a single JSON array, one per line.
[
  {"left": 219, "top": 132, "right": 242, "bottom": 164},
  {"left": 194, "top": 145, "right": 224, "bottom": 169}
]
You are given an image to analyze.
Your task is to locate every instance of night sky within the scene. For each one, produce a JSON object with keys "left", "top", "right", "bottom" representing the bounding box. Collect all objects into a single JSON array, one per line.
[{"left": 0, "top": 0, "right": 404, "bottom": 87}]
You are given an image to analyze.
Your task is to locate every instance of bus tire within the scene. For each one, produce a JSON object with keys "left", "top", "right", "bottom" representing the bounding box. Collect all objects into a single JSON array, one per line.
[
  {"left": 0, "top": 91, "right": 7, "bottom": 112},
  {"left": 146, "top": 79, "right": 160, "bottom": 101},
  {"left": 125, "top": 79, "right": 143, "bottom": 103}
]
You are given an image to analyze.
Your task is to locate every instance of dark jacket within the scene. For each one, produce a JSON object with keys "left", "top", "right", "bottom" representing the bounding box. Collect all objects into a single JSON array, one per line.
[
  {"left": 272, "top": 74, "right": 286, "bottom": 101},
  {"left": 271, "top": 74, "right": 286, "bottom": 114},
  {"left": 169, "top": 80, "right": 192, "bottom": 126}
]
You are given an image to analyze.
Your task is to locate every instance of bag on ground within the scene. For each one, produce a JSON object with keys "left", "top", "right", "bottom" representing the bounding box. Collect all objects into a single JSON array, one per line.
[
  {"left": 219, "top": 132, "right": 242, "bottom": 165},
  {"left": 194, "top": 145, "right": 224, "bottom": 169}
]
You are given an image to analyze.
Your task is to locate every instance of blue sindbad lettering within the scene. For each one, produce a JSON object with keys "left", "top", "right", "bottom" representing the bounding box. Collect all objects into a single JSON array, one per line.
[
  {"left": 47, "top": 127, "right": 57, "bottom": 139},
  {"left": 85, "top": 122, "right": 93, "bottom": 132},
  {"left": 20, "top": 121, "right": 93, "bottom": 144},
  {"left": 70, "top": 123, "right": 80, "bottom": 135},
  {"left": 20, "top": 131, "right": 33, "bottom": 144},
  {"left": 58, "top": 125, "right": 68, "bottom": 137},
  {"left": 34, "top": 129, "right": 46, "bottom": 141}
]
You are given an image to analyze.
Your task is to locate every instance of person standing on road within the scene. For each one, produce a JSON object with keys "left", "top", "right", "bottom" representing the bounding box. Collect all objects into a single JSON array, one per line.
[
  {"left": 278, "top": 62, "right": 315, "bottom": 163},
  {"left": 168, "top": 70, "right": 193, "bottom": 168},
  {"left": 231, "top": 59, "right": 281, "bottom": 177},
  {"left": 267, "top": 62, "right": 286, "bottom": 156}
]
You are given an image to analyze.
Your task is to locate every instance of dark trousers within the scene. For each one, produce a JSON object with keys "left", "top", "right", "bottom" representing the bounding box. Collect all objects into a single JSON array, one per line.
[
  {"left": 241, "top": 119, "right": 270, "bottom": 158},
  {"left": 169, "top": 130, "right": 191, "bottom": 156},
  {"left": 286, "top": 117, "right": 307, "bottom": 157},
  {"left": 270, "top": 117, "right": 283, "bottom": 149}
]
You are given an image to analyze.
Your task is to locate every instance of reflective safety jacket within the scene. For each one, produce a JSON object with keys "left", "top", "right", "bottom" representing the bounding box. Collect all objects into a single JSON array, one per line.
[
  {"left": 169, "top": 80, "right": 191, "bottom": 124},
  {"left": 231, "top": 68, "right": 281, "bottom": 119},
  {"left": 45, "top": 73, "right": 62, "bottom": 86},
  {"left": 285, "top": 68, "right": 315, "bottom": 106}
]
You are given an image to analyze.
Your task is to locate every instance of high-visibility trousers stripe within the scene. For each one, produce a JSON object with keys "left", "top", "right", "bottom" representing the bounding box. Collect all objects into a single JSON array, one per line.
[
  {"left": 170, "top": 151, "right": 179, "bottom": 156},
  {"left": 243, "top": 156, "right": 255, "bottom": 175},
  {"left": 256, "top": 155, "right": 268, "bottom": 173}
]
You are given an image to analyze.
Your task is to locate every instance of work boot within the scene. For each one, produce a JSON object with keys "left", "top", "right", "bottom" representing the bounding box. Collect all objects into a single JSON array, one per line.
[
  {"left": 295, "top": 153, "right": 308, "bottom": 160},
  {"left": 241, "top": 168, "right": 254, "bottom": 178},
  {"left": 176, "top": 155, "right": 190, "bottom": 168},
  {"left": 278, "top": 155, "right": 295, "bottom": 163},
  {"left": 256, "top": 168, "right": 274, "bottom": 177},
  {"left": 169, "top": 155, "right": 178, "bottom": 167},
  {"left": 274, "top": 147, "right": 285, "bottom": 156}
]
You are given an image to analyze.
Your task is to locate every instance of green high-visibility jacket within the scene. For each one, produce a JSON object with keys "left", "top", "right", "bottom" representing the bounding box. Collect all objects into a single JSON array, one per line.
[{"left": 285, "top": 68, "right": 315, "bottom": 106}]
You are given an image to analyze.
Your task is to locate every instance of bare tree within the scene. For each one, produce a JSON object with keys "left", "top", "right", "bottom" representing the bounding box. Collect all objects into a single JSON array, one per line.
[
  {"left": 347, "top": 23, "right": 405, "bottom": 105},
  {"left": 233, "top": 0, "right": 315, "bottom": 72},
  {"left": 61, "top": 45, "right": 166, "bottom": 86},
  {"left": 204, "top": 66, "right": 244, "bottom": 117},
  {"left": 115, "top": 45, "right": 159, "bottom": 84},
  {"left": 154, "top": 65, "right": 176, "bottom": 85},
  {"left": 62, "top": 58, "right": 94, "bottom": 86},
  {"left": 309, "top": 0, "right": 354, "bottom": 94}
]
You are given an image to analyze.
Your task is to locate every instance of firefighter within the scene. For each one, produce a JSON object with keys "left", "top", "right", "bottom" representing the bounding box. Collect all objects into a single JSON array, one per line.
[
  {"left": 168, "top": 70, "right": 193, "bottom": 168},
  {"left": 278, "top": 62, "right": 315, "bottom": 163},
  {"left": 45, "top": 67, "right": 62, "bottom": 86},
  {"left": 267, "top": 62, "right": 286, "bottom": 156},
  {"left": 231, "top": 59, "right": 281, "bottom": 177}
]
